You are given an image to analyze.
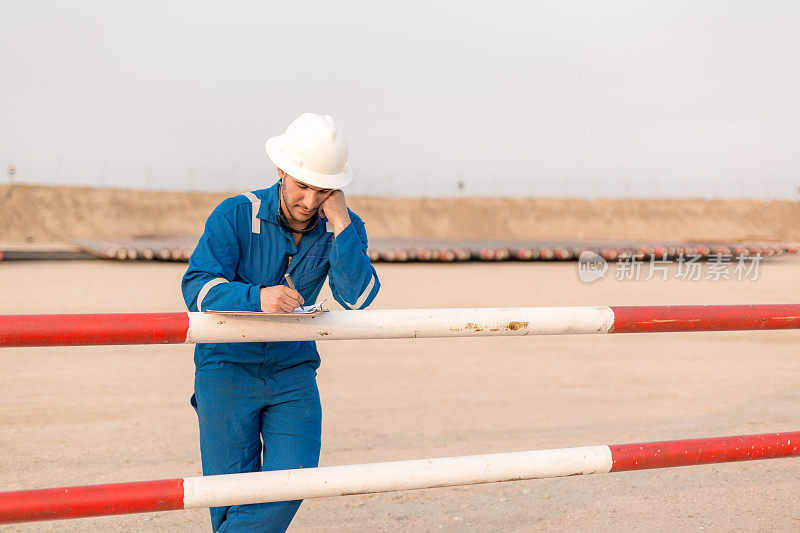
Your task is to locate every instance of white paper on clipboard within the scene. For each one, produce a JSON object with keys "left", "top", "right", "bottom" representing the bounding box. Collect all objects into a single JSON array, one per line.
[{"left": 205, "top": 300, "right": 327, "bottom": 317}]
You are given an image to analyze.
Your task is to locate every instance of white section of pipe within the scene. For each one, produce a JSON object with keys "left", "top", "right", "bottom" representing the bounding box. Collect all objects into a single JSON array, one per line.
[
  {"left": 182, "top": 445, "right": 613, "bottom": 509},
  {"left": 185, "top": 307, "right": 615, "bottom": 343}
]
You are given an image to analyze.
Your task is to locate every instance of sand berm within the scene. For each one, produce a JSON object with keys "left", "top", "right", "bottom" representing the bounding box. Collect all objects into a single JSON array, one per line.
[{"left": 1, "top": 184, "right": 798, "bottom": 243}]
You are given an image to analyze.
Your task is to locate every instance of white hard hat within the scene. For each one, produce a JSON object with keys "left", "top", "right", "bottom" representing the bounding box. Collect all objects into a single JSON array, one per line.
[{"left": 265, "top": 112, "right": 353, "bottom": 189}]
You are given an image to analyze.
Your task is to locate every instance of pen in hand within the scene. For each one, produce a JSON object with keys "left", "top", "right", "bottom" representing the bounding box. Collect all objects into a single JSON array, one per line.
[{"left": 284, "top": 273, "right": 297, "bottom": 291}]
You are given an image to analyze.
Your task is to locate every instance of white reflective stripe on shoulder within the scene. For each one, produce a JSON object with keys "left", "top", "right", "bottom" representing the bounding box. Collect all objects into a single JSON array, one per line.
[
  {"left": 343, "top": 274, "right": 376, "bottom": 310},
  {"left": 197, "top": 278, "right": 229, "bottom": 311},
  {"left": 242, "top": 192, "right": 261, "bottom": 234}
]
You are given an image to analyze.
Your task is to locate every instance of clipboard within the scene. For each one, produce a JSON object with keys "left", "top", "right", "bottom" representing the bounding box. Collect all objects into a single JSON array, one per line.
[{"left": 205, "top": 300, "right": 327, "bottom": 317}]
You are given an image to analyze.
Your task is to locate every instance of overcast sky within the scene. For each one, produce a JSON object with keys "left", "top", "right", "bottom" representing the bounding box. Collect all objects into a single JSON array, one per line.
[{"left": 1, "top": 1, "right": 798, "bottom": 198}]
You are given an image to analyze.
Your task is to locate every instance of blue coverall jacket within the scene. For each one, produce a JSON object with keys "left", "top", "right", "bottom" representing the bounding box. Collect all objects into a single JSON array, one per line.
[
  {"left": 181, "top": 181, "right": 380, "bottom": 532},
  {"left": 182, "top": 181, "right": 380, "bottom": 368}
]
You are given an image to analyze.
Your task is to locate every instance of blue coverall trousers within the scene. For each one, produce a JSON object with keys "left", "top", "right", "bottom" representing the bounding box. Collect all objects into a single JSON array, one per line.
[{"left": 192, "top": 361, "right": 322, "bottom": 532}]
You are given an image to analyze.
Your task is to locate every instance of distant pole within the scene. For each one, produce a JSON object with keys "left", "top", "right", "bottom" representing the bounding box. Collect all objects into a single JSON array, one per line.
[
  {"left": 5, "top": 164, "right": 16, "bottom": 198},
  {"left": 6, "top": 164, "right": 16, "bottom": 185}
]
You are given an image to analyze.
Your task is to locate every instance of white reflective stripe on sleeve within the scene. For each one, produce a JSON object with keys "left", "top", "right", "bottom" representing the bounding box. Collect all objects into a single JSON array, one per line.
[
  {"left": 242, "top": 192, "right": 261, "bottom": 234},
  {"left": 343, "top": 274, "right": 376, "bottom": 310},
  {"left": 197, "top": 278, "right": 228, "bottom": 312}
]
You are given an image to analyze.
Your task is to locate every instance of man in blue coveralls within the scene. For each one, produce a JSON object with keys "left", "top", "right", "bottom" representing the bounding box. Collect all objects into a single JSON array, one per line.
[{"left": 181, "top": 112, "right": 380, "bottom": 532}]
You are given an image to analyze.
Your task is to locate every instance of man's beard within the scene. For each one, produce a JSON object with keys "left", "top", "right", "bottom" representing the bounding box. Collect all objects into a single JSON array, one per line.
[{"left": 279, "top": 179, "right": 319, "bottom": 233}]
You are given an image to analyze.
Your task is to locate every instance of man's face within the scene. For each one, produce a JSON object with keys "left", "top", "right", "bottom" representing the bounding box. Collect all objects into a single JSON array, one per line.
[{"left": 279, "top": 171, "right": 334, "bottom": 223}]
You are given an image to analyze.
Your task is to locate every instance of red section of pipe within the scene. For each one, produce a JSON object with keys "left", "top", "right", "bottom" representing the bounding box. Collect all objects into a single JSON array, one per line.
[
  {"left": 0, "top": 313, "right": 190, "bottom": 347},
  {"left": 439, "top": 250, "right": 455, "bottom": 262},
  {"left": 599, "top": 249, "right": 617, "bottom": 260},
  {"left": 0, "top": 478, "right": 184, "bottom": 524},
  {"left": 610, "top": 432, "right": 800, "bottom": 472},
  {"left": 610, "top": 304, "right": 800, "bottom": 333},
  {"left": 554, "top": 248, "right": 571, "bottom": 260},
  {"left": 516, "top": 248, "right": 533, "bottom": 260}
]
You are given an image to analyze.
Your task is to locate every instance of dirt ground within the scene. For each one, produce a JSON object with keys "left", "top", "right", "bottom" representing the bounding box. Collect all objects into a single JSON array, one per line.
[{"left": 1, "top": 258, "right": 799, "bottom": 532}]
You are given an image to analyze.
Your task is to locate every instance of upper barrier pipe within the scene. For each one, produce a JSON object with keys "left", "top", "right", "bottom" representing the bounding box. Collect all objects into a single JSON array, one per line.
[
  {"left": 1, "top": 431, "right": 798, "bottom": 524},
  {"left": 1, "top": 304, "right": 799, "bottom": 348}
]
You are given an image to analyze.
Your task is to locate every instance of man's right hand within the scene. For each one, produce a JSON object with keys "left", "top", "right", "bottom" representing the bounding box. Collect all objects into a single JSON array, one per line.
[{"left": 260, "top": 285, "right": 304, "bottom": 313}]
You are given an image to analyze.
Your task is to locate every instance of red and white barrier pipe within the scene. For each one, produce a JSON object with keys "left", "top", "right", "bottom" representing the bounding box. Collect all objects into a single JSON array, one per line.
[
  {"left": 1, "top": 431, "right": 797, "bottom": 525},
  {"left": 1, "top": 305, "right": 799, "bottom": 348}
]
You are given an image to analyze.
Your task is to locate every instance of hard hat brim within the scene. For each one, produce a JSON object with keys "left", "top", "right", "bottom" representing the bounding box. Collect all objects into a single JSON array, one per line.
[{"left": 265, "top": 135, "right": 354, "bottom": 189}]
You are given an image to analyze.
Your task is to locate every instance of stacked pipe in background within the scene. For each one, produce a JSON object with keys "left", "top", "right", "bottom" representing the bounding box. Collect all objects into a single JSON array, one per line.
[{"left": 3, "top": 238, "right": 797, "bottom": 263}]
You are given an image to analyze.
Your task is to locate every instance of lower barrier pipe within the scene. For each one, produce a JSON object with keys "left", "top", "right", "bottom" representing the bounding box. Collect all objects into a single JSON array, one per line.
[
  {"left": 1, "top": 305, "right": 799, "bottom": 347},
  {"left": 1, "top": 431, "right": 798, "bottom": 524}
]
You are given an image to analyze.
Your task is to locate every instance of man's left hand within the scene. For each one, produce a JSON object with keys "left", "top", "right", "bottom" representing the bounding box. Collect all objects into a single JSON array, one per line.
[{"left": 319, "top": 190, "right": 351, "bottom": 235}]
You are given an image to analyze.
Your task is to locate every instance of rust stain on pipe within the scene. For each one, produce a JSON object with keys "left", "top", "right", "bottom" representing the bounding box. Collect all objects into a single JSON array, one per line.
[{"left": 507, "top": 321, "right": 529, "bottom": 331}]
